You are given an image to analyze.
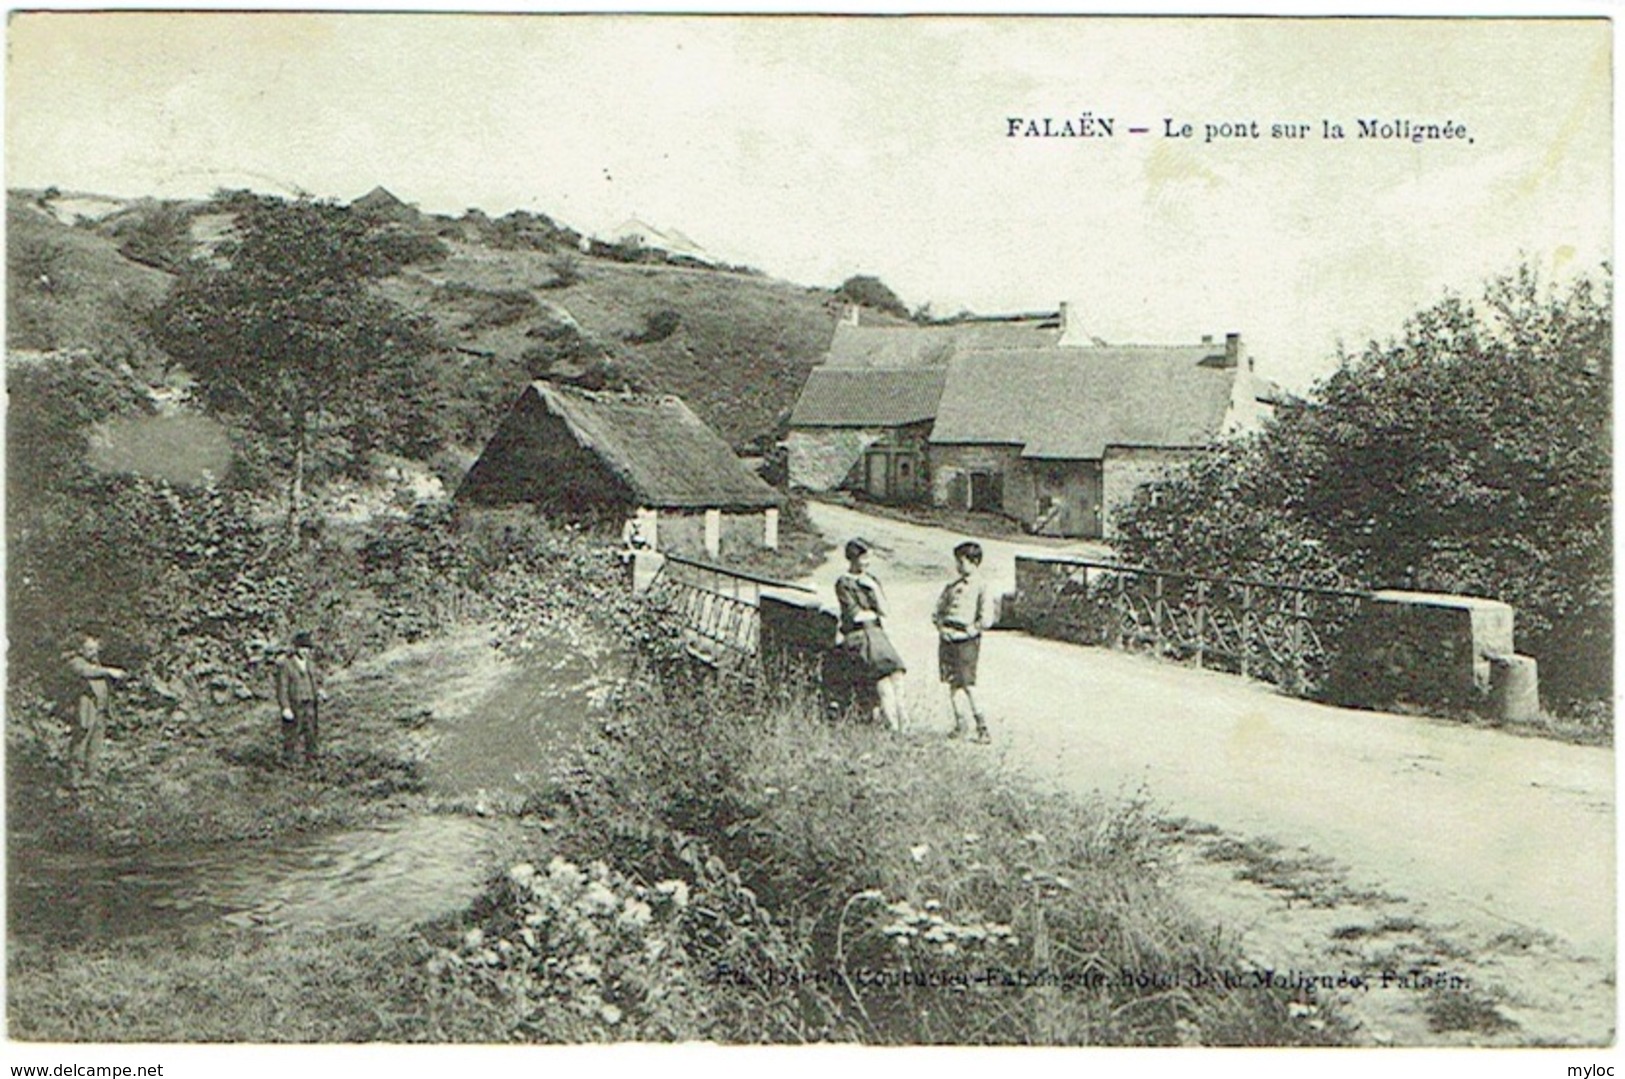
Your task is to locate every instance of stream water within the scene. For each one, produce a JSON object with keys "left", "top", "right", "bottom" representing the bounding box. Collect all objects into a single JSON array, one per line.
[{"left": 8, "top": 638, "right": 612, "bottom": 945}]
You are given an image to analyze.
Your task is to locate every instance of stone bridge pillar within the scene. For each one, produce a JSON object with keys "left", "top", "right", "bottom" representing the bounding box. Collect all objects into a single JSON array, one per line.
[{"left": 1333, "top": 590, "right": 1539, "bottom": 719}]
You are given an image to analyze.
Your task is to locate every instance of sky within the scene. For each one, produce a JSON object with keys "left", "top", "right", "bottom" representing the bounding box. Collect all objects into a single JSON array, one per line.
[{"left": 5, "top": 12, "right": 1613, "bottom": 391}]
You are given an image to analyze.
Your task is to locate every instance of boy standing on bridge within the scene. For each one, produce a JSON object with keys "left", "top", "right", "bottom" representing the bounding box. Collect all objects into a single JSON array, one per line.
[{"left": 933, "top": 541, "right": 990, "bottom": 743}]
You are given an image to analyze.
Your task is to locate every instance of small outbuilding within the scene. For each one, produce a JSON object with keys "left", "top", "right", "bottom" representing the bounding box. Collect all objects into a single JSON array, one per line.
[{"left": 457, "top": 381, "right": 783, "bottom": 557}]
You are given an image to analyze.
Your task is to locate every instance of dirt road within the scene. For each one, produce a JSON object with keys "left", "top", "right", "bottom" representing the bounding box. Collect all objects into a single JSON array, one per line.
[{"left": 800, "top": 501, "right": 1615, "bottom": 1044}]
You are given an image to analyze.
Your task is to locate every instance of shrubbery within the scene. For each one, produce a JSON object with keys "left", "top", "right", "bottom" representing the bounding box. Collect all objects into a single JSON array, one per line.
[
  {"left": 1116, "top": 264, "right": 1611, "bottom": 713},
  {"left": 834, "top": 274, "right": 909, "bottom": 319},
  {"left": 428, "top": 667, "right": 1340, "bottom": 1045}
]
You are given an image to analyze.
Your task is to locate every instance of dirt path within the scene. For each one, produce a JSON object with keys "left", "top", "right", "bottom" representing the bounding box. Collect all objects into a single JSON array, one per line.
[{"left": 799, "top": 501, "right": 1615, "bottom": 1045}]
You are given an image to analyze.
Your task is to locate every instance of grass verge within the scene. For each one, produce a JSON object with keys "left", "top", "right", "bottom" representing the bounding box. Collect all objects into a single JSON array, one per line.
[{"left": 425, "top": 662, "right": 1352, "bottom": 1045}]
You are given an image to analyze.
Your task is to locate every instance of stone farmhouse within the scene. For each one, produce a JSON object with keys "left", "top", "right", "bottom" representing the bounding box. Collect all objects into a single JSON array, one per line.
[
  {"left": 786, "top": 305, "right": 1274, "bottom": 539},
  {"left": 785, "top": 305, "right": 1063, "bottom": 504}
]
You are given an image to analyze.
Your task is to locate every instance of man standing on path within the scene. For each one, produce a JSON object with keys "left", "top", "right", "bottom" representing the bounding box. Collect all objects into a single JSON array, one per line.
[
  {"left": 275, "top": 630, "right": 323, "bottom": 767},
  {"left": 933, "top": 541, "right": 990, "bottom": 743},
  {"left": 64, "top": 633, "right": 127, "bottom": 789}
]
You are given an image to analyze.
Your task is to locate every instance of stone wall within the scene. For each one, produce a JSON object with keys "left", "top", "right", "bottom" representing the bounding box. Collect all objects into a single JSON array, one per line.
[
  {"left": 1327, "top": 590, "right": 1522, "bottom": 713},
  {"left": 785, "top": 428, "right": 881, "bottom": 492},
  {"left": 1101, "top": 446, "right": 1198, "bottom": 538},
  {"left": 929, "top": 444, "right": 1034, "bottom": 522},
  {"left": 658, "top": 510, "right": 768, "bottom": 559}
]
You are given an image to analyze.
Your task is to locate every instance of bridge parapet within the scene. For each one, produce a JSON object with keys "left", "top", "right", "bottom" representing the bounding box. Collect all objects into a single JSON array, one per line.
[{"left": 1011, "top": 554, "right": 1540, "bottom": 721}]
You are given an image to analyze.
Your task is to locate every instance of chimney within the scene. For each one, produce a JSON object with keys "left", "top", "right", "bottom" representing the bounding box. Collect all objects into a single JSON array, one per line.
[
  {"left": 1201, "top": 334, "right": 1214, "bottom": 346},
  {"left": 1224, "top": 332, "right": 1241, "bottom": 367},
  {"left": 1058, "top": 300, "right": 1088, "bottom": 346}
]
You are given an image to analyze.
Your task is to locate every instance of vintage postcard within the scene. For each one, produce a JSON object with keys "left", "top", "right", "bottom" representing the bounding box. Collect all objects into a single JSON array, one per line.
[{"left": 3, "top": 7, "right": 1613, "bottom": 1073}]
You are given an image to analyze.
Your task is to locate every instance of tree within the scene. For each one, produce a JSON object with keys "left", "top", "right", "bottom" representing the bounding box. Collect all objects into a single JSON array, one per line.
[
  {"left": 834, "top": 274, "right": 909, "bottom": 319},
  {"left": 153, "top": 197, "right": 436, "bottom": 534},
  {"left": 1116, "top": 263, "right": 1611, "bottom": 710}
]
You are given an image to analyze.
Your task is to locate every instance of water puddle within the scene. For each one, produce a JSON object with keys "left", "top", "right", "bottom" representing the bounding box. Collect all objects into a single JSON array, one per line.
[
  {"left": 9, "top": 633, "right": 614, "bottom": 944},
  {"left": 9, "top": 815, "right": 509, "bottom": 944},
  {"left": 425, "top": 642, "right": 615, "bottom": 798}
]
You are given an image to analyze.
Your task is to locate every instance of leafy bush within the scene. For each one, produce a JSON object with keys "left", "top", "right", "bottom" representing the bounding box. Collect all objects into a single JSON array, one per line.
[
  {"left": 1116, "top": 264, "right": 1611, "bottom": 712},
  {"left": 624, "top": 308, "right": 682, "bottom": 345},
  {"left": 543, "top": 252, "right": 582, "bottom": 290},
  {"left": 834, "top": 274, "right": 909, "bottom": 319},
  {"left": 110, "top": 202, "right": 195, "bottom": 272},
  {"left": 426, "top": 856, "right": 712, "bottom": 1040},
  {"left": 368, "top": 226, "right": 449, "bottom": 270}
]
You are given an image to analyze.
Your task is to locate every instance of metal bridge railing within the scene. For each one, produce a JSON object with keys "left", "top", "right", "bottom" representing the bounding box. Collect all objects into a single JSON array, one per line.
[
  {"left": 643, "top": 552, "right": 814, "bottom": 666},
  {"left": 1019, "top": 556, "right": 1371, "bottom": 697}
]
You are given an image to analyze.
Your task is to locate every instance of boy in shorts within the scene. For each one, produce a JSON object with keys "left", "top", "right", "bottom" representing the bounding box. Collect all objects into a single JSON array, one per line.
[{"left": 933, "top": 541, "right": 990, "bottom": 743}]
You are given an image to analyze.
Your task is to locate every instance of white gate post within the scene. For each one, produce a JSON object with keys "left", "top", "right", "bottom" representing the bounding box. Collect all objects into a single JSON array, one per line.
[
  {"left": 704, "top": 508, "right": 721, "bottom": 558},
  {"left": 764, "top": 507, "right": 780, "bottom": 550}
]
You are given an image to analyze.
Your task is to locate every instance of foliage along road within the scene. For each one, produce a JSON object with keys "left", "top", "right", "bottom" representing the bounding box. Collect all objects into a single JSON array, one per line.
[{"left": 797, "top": 500, "right": 1614, "bottom": 1042}]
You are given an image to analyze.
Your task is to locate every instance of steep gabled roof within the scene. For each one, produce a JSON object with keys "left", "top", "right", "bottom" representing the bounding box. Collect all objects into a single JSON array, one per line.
[
  {"left": 351, "top": 186, "right": 419, "bottom": 221},
  {"left": 470, "top": 382, "right": 782, "bottom": 510},
  {"left": 823, "top": 318, "right": 1063, "bottom": 368},
  {"left": 611, "top": 216, "right": 714, "bottom": 261},
  {"left": 788, "top": 367, "right": 948, "bottom": 427},
  {"left": 931, "top": 345, "right": 1240, "bottom": 459}
]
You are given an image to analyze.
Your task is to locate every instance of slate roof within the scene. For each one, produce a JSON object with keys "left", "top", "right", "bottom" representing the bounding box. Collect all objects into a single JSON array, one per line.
[
  {"left": 465, "top": 382, "right": 782, "bottom": 510},
  {"left": 931, "top": 345, "right": 1241, "bottom": 459},
  {"left": 822, "top": 318, "right": 1063, "bottom": 368},
  {"left": 788, "top": 367, "right": 948, "bottom": 427}
]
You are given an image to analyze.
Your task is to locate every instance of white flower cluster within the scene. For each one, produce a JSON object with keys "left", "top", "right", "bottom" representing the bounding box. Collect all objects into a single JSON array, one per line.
[{"left": 427, "top": 855, "right": 697, "bottom": 1033}]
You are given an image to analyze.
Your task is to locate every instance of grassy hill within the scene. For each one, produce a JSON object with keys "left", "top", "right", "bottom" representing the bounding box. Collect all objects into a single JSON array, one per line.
[
  {"left": 8, "top": 190, "right": 842, "bottom": 452},
  {"left": 7, "top": 195, "right": 174, "bottom": 361}
]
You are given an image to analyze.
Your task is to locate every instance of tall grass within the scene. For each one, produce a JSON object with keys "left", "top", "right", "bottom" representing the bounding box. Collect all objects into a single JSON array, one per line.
[{"left": 431, "top": 662, "right": 1346, "bottom": 1045}]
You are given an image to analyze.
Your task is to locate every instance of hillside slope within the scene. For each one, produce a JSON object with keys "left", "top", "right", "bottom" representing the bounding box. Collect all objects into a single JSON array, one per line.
[
  {"left": 7, "top": 195, "right": 173, "bottom": 359},
  {"left": 380, "top": 243, "right": 837, "bottom": 449},
  {"left": 8, "top": 190, "right": 841, "bottom": 452}
]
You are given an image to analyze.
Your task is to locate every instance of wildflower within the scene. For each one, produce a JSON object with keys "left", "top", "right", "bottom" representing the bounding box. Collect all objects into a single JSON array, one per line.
[
  {"left": 619, "top": 897, "right": 653, "bottom": 928},
  {"left": 1024, "top": 831, "right": 1048, "bottom": 846},
  {"left": 508, "top": 862, "right": 537, "bottom": 887},
  {"left": 548, "top": 856, "right": 584, "bottom": 888},
  {"left": 923, "top": 899, "right": 942, "bottom": 912},
  {"left": 462, "top": 927, "right": 485, "bottom": 949},
  {"left": 581, "top": 881, "right": 619, "bottom": 915},
  {"left": 910, "top": 844, "right": 930, "bottom": 863},
  {"left": 600, "top": 1003, "right": 623, "bottom": 1025},
  {"left": 764, "top": 786, "right": 781, "bottom": 797},
  {"left": 1288, "top": 1002, "right": 1316, "bottom": 1019},
  {"left": 963, "top": 833, "right": 981, "bottom": 845},
  {"left": 655, "top": 879, "right": 691, "bottom": 908}
]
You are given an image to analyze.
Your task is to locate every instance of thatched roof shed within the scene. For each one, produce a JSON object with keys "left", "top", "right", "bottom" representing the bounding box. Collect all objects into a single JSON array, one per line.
[{"left": 457, "top": 382, "right": 783, "bottom": 515}]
